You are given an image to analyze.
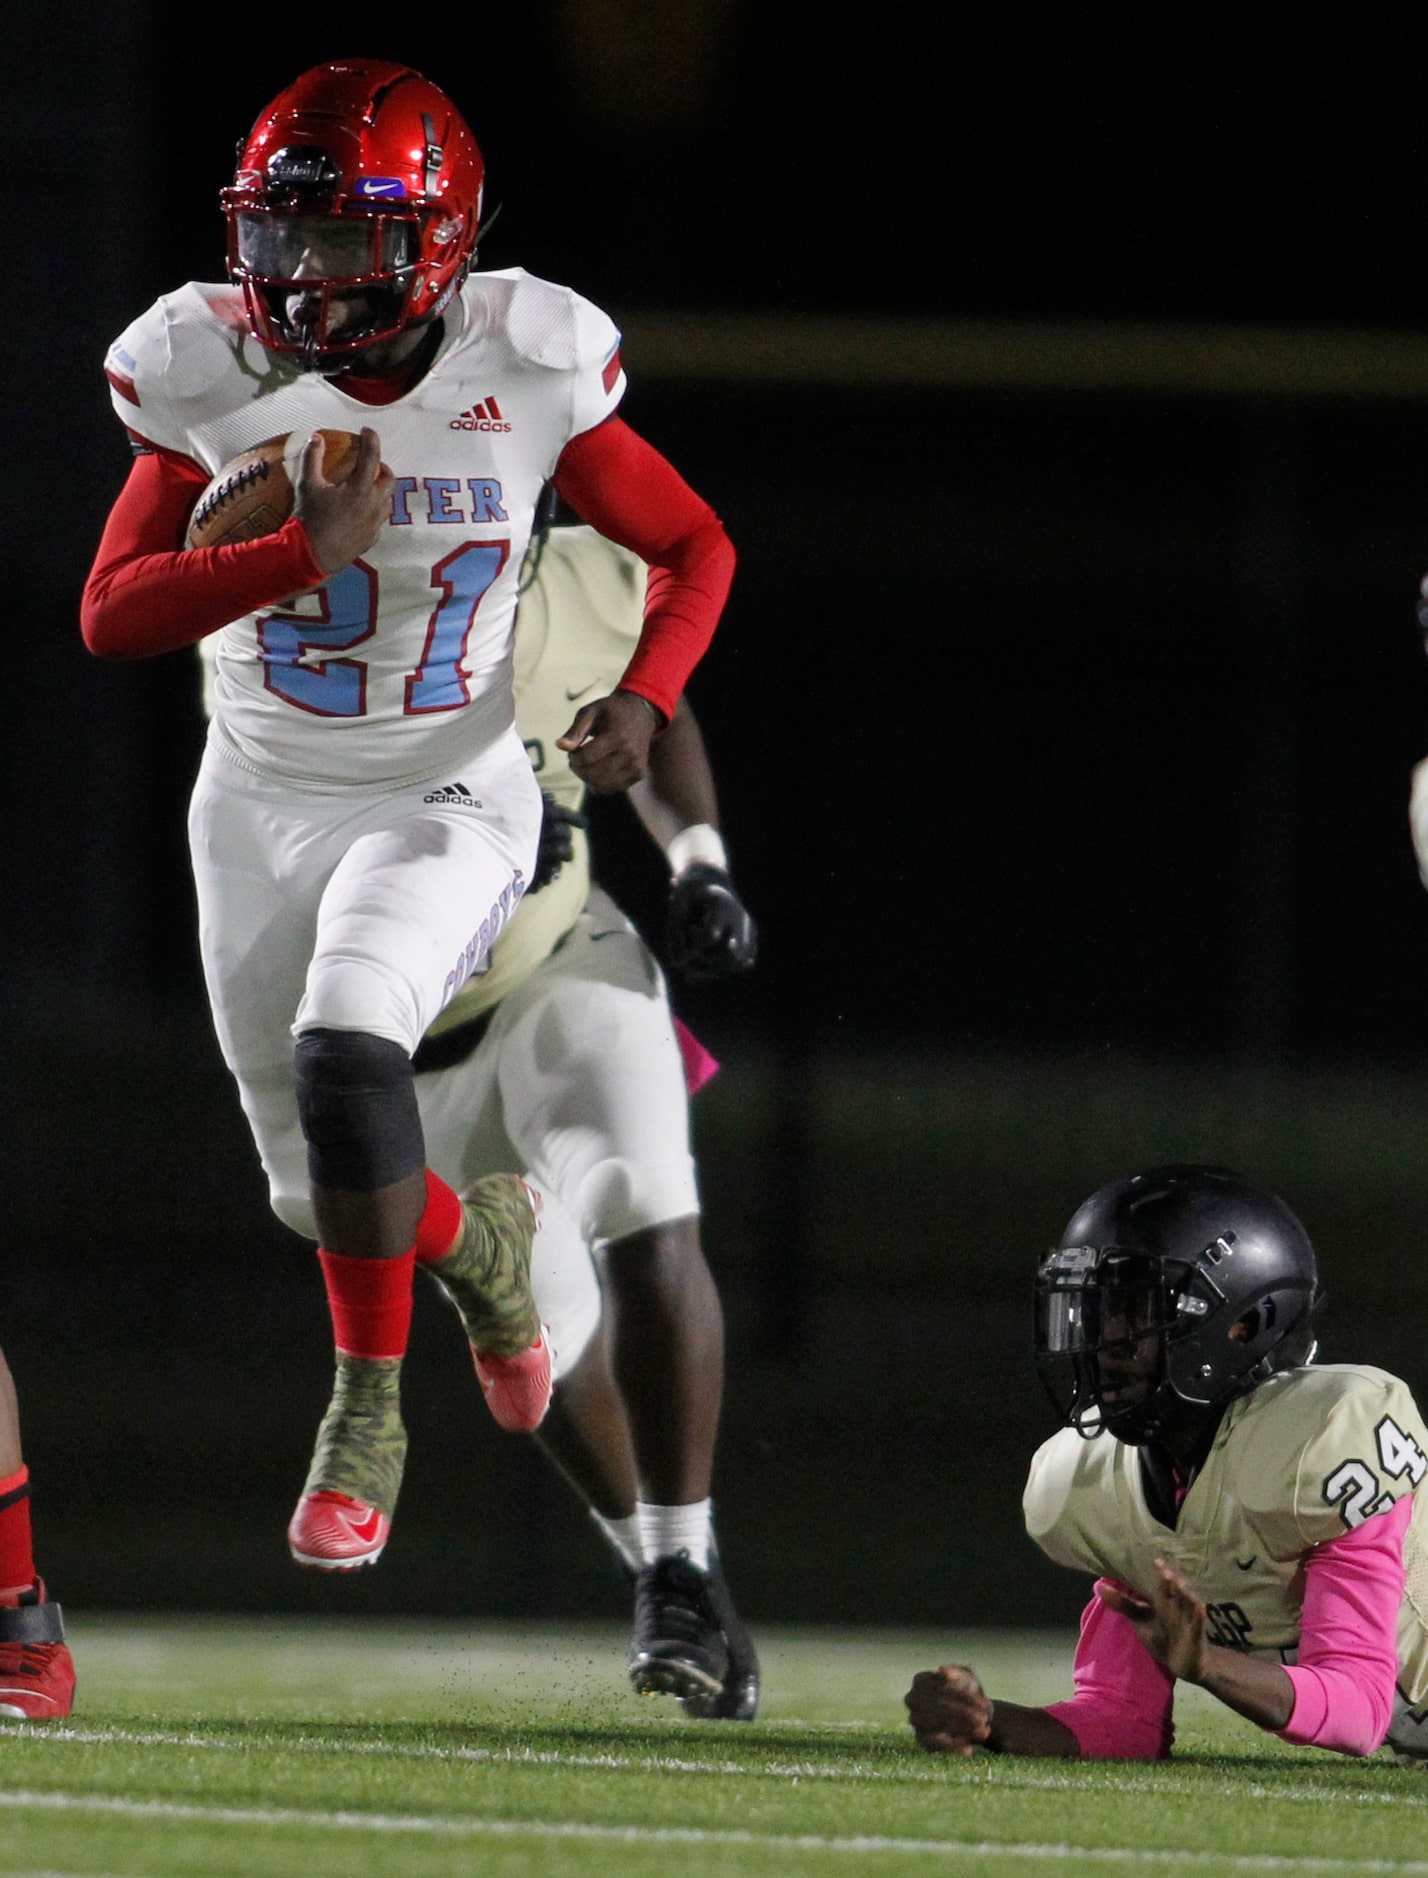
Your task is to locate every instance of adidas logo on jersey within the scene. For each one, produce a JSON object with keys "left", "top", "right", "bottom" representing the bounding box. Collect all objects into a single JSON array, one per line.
[
  {"left": 449, "top": 396, "right": 511, "bottom": 433},
  {"left": 423, "top": 781, "right": 484, "bottom": 807}
]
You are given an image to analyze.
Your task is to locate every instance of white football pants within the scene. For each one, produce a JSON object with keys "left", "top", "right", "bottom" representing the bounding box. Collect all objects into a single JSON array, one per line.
[
  {"left": 415, "top": 886, "right": 701, "bottom": 1254},
  {"left": 187, "top": 728, "right": 539, "bottom": 1233}
]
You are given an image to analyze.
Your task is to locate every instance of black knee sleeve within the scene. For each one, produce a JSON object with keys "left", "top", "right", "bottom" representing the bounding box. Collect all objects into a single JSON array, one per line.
[{"left": 293, "top": 1028, "right": 425, "bottom": 1191}]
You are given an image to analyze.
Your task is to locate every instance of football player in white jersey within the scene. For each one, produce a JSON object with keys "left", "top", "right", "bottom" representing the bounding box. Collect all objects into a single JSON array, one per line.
[
  {"left": 0, "top": 1345, "right": 73, "bottom": 1719},
  {"left": 193, "top": 508, "right": 760, "bottom": 1716},
  {"left": 905, "top": 1166, "right": 1428, "bottom": 1763},
  {"left": 80, "top": 62, "right": 735, "bottom": 1578}
]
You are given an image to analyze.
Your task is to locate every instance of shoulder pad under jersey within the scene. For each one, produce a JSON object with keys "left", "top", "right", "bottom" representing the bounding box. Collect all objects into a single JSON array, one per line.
[
  {"left": 463, "top": 269, "right": 625, "bottom": 418},
  {"left": 1022, "top": 1425, "right": 1120, "bottom": 1572},
  {"left": 105, "top": 283, "right": 298, "bottom": 457},
  {"left": 1226, "top": 1364, "right": 1428, "bottom": 1548}
]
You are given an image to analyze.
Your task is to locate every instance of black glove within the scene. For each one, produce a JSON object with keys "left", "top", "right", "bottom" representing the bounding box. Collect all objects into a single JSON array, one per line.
[
  {"left": 529, "top": 793, "right": 588, "bottom": 893},
  {"left": 666, "top": 863, "right": 758, "bottom": 983}
]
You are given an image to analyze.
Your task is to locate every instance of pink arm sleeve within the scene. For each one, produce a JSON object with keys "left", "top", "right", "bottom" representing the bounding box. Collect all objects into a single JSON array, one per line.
[
  {"left": 1277, "top": 1493, "right": 1409, "bottom": 1756},
  {"left": 1043, "top": 1580, "right": 1176, "bottom": 1760}
]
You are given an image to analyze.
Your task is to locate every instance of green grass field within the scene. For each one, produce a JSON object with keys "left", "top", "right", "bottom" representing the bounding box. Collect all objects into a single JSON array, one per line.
[{"left": 3, "top": 1619, "right": 1428, "bottom": 1877}]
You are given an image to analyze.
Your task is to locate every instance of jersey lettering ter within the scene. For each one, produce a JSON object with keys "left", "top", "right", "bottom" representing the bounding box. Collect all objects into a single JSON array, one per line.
[
  {"left": 106, "top": 272, "right": 626, "bottom": 790},
  {"left": 1023, "top": 1364, "right": 1428, "bottom": 1703}
]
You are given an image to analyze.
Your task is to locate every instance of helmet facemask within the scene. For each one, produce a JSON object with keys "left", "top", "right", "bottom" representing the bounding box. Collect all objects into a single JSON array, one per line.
[
  {"left": 1035, "top": 1247, "right": 1184, "bottom": 1443},
  {"left": 227, "top": 206, "right": 444, "bottom": 369}
]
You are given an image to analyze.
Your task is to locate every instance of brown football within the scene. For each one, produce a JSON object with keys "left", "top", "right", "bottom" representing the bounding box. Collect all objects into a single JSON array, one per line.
[{"left": 184, "top": 429, "right": 363, "bottom": 550}]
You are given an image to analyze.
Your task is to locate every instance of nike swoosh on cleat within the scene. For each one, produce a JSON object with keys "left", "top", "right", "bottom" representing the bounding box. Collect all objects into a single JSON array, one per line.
[
  {"left": 1235, "top": 1556, "right": 1257, "bottom": 1570},
  {"left": 340, "top": 1508, "right": 385, "bottom": 1544}
]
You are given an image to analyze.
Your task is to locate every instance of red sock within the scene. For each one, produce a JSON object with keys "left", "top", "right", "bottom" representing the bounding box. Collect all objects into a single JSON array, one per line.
[
  {"left": 0, "top": 1466, "right": 36, "bottom": 1603},
  {"left": 317, "top": 1248, "right": 416, "bottom": 1360},
  {"left": 412, "top": 1168, "right": 464, "bottom": 1265}
]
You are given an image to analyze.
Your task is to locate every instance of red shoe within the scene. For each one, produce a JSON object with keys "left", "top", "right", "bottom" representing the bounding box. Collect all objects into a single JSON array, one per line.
[
  {"left": 287, "top": 1489, "right": 390, "bottom": 1569},
  {"left": 0, "top": 1585, "right": 75, "bottom": 1720},
  {"left": 473, "top": 1330, "right": 553, "bottom": 1433}
]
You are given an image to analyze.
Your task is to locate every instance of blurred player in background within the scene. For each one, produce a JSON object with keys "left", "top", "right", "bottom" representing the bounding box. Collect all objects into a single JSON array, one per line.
[
  {"left": 905, "top": 1165, "right": 1428, "bottom": 1764},
  {"left": 1406, "top": 718, "right": 1428, "bottom": 931},
  {"left": 80, "top": 61, "right": 734, "bottom": 1576},
  {"left": 0, "top": 1346, "right": 74, "bottom": 1719},
  {"left": 417, "top": 504, "right": 758, "bottom": 1717}
]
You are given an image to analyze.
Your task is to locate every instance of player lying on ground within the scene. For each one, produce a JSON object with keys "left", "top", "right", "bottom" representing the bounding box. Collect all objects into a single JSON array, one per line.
[
  {"left": 905, "top": 1165, "right": 1428, "bottom": 1763},
  {"left": 0, "top": 1344, "right": 73, "bottom": 1719},
  {"left": 81, "top": 62, "right": 734, "bottom": 1579}
]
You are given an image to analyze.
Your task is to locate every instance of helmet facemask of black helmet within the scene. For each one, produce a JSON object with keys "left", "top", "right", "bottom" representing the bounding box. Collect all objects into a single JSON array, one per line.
[{"left": 1035, "top": 1246, "right": 1184, "bottom": 1443}]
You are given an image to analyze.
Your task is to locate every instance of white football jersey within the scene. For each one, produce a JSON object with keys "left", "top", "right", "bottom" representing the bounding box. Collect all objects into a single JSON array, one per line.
[
  {"left": 1024, "top": 1364, "right": 1428, "bottom": 1703},
  {"left": 425, "top": 523, "right": 647, "bottom": 1032},
  {"left": 107, "top": 273, "right": 626, "bottom": 789}
]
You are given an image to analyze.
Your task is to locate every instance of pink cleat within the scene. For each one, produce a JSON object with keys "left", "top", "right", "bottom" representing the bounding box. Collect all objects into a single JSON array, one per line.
[
  {"left": 287, "top": 1489, "right": 391, "bottom": 1570},
  {"left": 0, "top": 1586, "right": 75, "bottom": 1719},
  {"left": 473, "top": 1330, "right": 554, "bottom": 1433},
  {"left": 427, "top": 1176, "right": 552, "bottom": 1431}
]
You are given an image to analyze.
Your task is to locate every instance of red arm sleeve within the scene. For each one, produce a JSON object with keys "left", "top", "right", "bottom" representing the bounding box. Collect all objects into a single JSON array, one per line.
[
  {"left": 1042, "top": 1580, "right": 1177, "bottom": 1760},
  {"left": 80, "top": 448, "right": 328, "bottom": 660},
  {"left": 551, "top": 417, "right": 734, "bottom": 723},
  {"left": 1276, "top": 1493, "right": 1409, "bottom": 1757}
]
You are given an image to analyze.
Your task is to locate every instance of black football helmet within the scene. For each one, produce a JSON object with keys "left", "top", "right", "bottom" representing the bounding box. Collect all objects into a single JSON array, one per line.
[{"left": 1034, "top": 1164, "right": 1321, "bottom": 1444}]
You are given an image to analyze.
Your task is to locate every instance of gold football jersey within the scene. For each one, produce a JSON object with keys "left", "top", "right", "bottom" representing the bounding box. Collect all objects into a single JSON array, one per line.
[
  {"left": 1023, "top": 1364, "right": 1428, "bottom": 1702},
  {"left": 424, "top": 525, "right": 647, "bottom": 1034}
]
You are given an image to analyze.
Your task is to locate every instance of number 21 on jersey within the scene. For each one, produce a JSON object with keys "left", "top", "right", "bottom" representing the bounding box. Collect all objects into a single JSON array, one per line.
[{"left": 258, "top": 541, "right": 509, "bottom": 717}]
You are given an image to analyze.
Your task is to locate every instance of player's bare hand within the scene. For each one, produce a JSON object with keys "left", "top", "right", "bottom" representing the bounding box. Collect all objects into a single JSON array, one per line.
[
  {"left": 1098, "top": 1560, "right": 1209, "bottom": 1683},
  {"left": 556, "top": 688, "right": 662, "bottom": 794},
  {"left": 904, "top": 1665, "right": 993, "bottom": 1755},
  {"left": 294, "top": 427, "right": 393, "bottom": 574}
]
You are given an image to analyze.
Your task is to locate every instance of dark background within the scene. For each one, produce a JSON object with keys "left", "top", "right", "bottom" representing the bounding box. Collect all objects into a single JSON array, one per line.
[{"left": 8, "top": 8, "right": 1428, "bottom": 1639}]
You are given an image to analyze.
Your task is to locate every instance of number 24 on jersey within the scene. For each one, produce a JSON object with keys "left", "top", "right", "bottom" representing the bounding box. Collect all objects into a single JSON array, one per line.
[{"left": 1323, "top": 1414, "right": 1428, "bottom": 1529}]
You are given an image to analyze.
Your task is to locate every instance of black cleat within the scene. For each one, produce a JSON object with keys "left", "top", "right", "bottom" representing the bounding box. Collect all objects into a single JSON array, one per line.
[
  {"left": 680, "top": 1558, "right": 759, "bottom": 1722},
  {"left": 629, "top": 1551, "right": 729, "bottom": 1704}
]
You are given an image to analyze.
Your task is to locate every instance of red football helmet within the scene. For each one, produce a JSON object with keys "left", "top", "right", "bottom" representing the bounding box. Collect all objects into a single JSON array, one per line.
[{"left": 222, "top": 60, "right": 485, "bottom": 368}]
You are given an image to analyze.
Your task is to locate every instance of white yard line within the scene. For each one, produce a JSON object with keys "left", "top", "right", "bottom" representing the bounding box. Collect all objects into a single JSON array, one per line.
[
  {"left": 5, "top": 1870, "right": 142, "bottom": 1878},
  {"left": 1, "top": 1789, "right": 1428, "bottom": 1870},
  {"left": 2, "top": 1718, "right": 1424, "bottom": 1813}
]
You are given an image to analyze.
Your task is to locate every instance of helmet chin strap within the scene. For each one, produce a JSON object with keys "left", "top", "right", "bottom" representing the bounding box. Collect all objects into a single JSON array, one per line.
[
  {"left": 1119, "top": 1382, "right": 1228, "bottom": 1469},
  {"left": 441, "top": 202, "right": 499, "bottom": 305},
  {"left": 1097, "top": 1344, "right": 1211, "bottom": 1447}
]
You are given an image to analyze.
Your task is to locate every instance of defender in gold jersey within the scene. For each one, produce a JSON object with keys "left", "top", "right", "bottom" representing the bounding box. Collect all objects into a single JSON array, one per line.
[
  {"left": 411, "top": 513, "right": 759, "bottom": 1718},
  {"left": 906, "top": 1166, "right": 1428, "bottom": 1763}
]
